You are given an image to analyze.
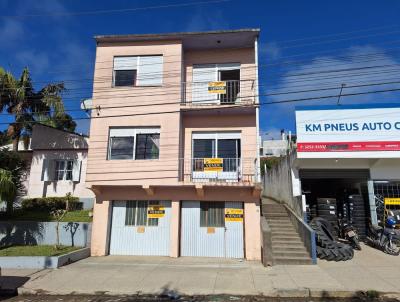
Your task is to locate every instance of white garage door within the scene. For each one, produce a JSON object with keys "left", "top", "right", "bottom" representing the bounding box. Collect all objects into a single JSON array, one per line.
[
  {"left": 109, "top": 200, "right": 171, "bottom": 256},
  {"left": 181, "top": 201, "right": 244, "bottom": 258}
]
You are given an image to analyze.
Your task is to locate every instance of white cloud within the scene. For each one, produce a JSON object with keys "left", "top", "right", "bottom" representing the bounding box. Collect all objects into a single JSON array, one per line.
[
  {"left": 15, "top": 50, "right": 50, "bottom": 74},
  {"left": 259, "top": 42, "right": 281, "bottom": 60},
  {"left": 185, "top": 9, "right": 229, "bottom": 31},
  {"left": 0, "top": 19, "right": 24, "bottom": 44}
]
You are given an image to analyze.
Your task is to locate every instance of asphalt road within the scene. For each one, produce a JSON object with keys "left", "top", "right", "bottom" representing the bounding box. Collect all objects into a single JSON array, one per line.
[{"left": 0, "top": 295, "right": 399, "bottom": 302}]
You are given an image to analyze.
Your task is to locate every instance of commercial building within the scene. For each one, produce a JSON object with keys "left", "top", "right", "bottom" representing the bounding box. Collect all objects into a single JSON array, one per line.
[
  {"left": 294, "top": 104, "right": 400, "bottom": 234},
  {"left": 87, "top": 29, "right": 262, "bottom": 260}
]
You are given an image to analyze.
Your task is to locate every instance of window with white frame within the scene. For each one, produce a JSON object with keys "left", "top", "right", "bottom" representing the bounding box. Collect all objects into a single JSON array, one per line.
[
  {"left": 108, "top": 127, "right": 160, "bottom": 160},
  {"left": 41, "top": 159, "right": 82, "bottom": 182},
  {"left": 192, "top": 132, "right": 241, "bottom": 172},
  {"left": 113, "top": 55, "right": 163, "bottom": 87}
]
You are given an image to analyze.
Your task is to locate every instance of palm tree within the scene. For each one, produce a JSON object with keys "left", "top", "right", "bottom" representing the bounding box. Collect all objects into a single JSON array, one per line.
[
  {"left": 0, "top": 67, "right": 72, "bottom": 151},
  {"left": 0, "top": 168, "right": 16, "bottom": 214}
]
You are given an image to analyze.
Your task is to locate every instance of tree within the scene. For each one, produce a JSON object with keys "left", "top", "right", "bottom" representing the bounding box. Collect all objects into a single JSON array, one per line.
[
  {"left": 0, "top": 148, "right": 27, "bottom": 213},
  {"left": 0, "top": 130, "right": 11, "bottom": 146},
  {"left": 0, "top": 67, "right": 76, "bottom": 151}
]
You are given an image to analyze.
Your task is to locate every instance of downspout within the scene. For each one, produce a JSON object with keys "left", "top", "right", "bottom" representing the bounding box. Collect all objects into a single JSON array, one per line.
[{"left": 255, "top": 35, "right": 261, "bottom": 183}]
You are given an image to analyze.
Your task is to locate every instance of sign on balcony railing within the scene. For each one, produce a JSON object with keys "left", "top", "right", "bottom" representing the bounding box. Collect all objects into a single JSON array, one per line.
[
  {"left": 203, "top": 158, "right": 223, "bottom": 172},
  {"left": 208, "top": 81, "right": 226, "bottom": 94}
]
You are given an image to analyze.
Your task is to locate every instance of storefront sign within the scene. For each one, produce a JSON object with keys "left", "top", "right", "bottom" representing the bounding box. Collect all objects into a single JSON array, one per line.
[
  {"left": 225, "top": 208, "right": 244, "bottom": 222},
  {"left": 208, "top": 81, "right": 226, "bottom": 94},
  {"left": 295, "top": 105, "right": 400, "bottom": 158},
  {"left": 148, "top": 205, "right": 165, "bottom": 218},
  {"left": 384, "top": 198, "right": 400, "bottom": 205},
  {"left": 204, "top": 158, "right": 223, "bottom": 172}
]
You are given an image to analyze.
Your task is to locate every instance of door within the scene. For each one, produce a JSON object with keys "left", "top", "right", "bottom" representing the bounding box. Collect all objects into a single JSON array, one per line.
[
  {"left": 219, "top": 69, "right": 240, "bottom": 104},
  {"left": 180, "top": 201, "right": 244, "bottom": 258},
  {"left": 192, "top": 64, "right": 218, "bottom": 104},
  {"left": 109, "top": 200, "right": 171, "bottom": 256}
]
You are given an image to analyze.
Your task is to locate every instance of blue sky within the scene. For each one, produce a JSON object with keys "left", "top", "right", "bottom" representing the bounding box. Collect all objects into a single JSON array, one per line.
[{"left": 1, "top": 0, "right": 400, "bottom": 138}]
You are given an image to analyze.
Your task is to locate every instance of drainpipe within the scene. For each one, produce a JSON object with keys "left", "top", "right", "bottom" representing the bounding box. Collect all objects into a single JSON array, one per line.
[{"left": 255, "top": 35, "right": 261, "bottom": 183}]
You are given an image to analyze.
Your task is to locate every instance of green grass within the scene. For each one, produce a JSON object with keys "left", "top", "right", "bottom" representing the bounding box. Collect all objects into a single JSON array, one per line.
[
  {"left": 0, "top": 245, "right": 80, "bottom": 257},
  {"left": 0, "top": 210, "right": 92, "bottom": 222}
]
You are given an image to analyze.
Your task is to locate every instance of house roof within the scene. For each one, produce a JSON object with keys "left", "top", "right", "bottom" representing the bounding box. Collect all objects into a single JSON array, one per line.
[{"left": 94, "top": 28, "right": 260, "bottom": 49}]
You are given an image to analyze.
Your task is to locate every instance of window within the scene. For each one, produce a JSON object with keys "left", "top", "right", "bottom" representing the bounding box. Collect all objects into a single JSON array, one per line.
[
  {"left": 108, "top": 128, "right": 160, "bottom": 160},
  {"left": 55, "top": 160, "right": 74, "bottom": 181},
  {"left": 192, "top": 132, "right": 241, "bottom": 172},
  {"left": 135, "top": 134, "right": 160, "bottom": 159},
  {"left": 109, "top": 137, "right": 135, "bottom": 160},
  {"left": 113, "top": 55, "right": 163, "bottom": 87},
  {"left": 125, "top": 200, "right": 159, "bottom": 226},
  {"left": 114, "top": 70, "right": 137, "bottom": 87},
  {"left": 200, "top": 202, "right": 225, "bottom": 227}
]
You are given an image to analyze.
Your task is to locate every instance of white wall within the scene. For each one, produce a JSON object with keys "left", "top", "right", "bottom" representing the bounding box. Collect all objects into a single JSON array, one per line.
[{"left": 27, "top": 150, "right": 94, "bottom": 199}]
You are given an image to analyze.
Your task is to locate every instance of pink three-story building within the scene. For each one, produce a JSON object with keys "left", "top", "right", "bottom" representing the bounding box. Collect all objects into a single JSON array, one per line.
[{"left": 87, "top": 29, "right": 262, "bottom": 260}]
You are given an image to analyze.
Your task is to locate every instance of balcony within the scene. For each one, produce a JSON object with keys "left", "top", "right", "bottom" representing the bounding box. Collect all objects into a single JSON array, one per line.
[
  {"left": 181, "top": 80, "right": 256, "bottom": 108},
  {"left": 179, "top": 157, "right": 259, "bottom": 186}
]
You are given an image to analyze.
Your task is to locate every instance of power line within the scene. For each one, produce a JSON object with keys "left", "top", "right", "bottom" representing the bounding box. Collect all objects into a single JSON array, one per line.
[
  {"left": 1, "top": 86, "right": 400, "bottom": 126},
  {"left": 0, "top": 0, "right": 231, "bottom": 18}
]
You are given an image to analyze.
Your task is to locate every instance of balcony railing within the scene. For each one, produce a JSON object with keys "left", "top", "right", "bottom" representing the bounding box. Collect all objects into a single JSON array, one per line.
[
  {"left": 179, "top": 157, "right": 259, "bottom": 185},
  {"left": 181, "top": 80, "right": 256, "bottom": 106}
]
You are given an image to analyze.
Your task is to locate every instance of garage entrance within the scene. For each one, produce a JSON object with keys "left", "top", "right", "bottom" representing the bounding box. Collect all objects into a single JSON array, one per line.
[
  {"left": 180, "top": 201, "right": 244, "bottom": 258},
  {"left": 300, "top": 169, "right": 370, "bottom": 238},
  {"left": 109, "top": 200, "right": 171, "bottom": 256}
]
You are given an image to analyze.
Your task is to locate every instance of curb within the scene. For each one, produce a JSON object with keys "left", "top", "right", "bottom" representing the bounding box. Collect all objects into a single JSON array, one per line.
[{"left": 18, "top": 286, "right": 400, "bottom": 299}]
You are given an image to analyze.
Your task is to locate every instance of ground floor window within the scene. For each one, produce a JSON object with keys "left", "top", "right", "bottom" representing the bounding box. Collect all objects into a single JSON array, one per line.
[
  {"left": 125, "top": 200, "right": 159, "bottom": 226},
  {"left": 200, "top": 202, "right": 225, "bottom": 227}
]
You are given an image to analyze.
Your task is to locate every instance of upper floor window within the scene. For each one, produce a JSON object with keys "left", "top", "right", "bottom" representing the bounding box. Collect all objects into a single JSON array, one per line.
[
  {"left": 41, "top": 159, "right": 81, "bottom": 182},
  {"left": 108, "top": 127, "right": 160, "bottom": 160},
  {"left": 113, "top": 55, "right": 163, "bottom": 87}
]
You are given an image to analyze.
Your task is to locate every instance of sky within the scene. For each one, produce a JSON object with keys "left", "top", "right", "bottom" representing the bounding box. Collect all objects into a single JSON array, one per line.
[{"left": 1, "top": 0, "right": 400, "bottom": 139}]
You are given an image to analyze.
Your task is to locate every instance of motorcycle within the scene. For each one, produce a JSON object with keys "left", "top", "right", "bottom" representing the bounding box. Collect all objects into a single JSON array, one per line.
[
  {"left": 366, "top": 217, "right": 400, "bottom": 256},
  {"left": 338, "top": 216, "right": 361, "bottom": 250}
]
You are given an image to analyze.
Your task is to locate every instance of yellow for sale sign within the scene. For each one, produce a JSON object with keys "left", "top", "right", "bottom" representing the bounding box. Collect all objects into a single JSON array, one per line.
[
  {"left": 208, "top": 81, "right": 226, "bottom": 94},
  {"left": 384, "top": 198, "right": 400, "bottom": 205},
  {"left": 203, "top": 158, "right": 223, "bottom": 172},
  {"left": 225, "top": 208, "right": 244, "bottom": 222},
  {"left": 148, "top": 205, "right": 165, "bottom": 218}
]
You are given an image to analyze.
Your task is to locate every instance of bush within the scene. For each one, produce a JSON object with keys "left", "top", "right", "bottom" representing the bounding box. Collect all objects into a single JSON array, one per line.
[{"left": 22, "top": 196, "right": 82, "bottom": 211}]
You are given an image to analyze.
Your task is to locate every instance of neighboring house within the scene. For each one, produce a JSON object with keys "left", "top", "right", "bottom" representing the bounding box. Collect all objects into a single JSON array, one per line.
[
  {"left": 87, "top": 29, "right": 262, "bottom": 260},
  {"left": 26, "top": 124, "right": 95, "bottom": 209},
  {"left": 261, "top": 140, "right": 288, "bottom": 157}
]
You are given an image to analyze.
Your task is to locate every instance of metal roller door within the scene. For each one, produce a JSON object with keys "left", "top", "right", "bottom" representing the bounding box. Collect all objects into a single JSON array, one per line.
[
  {"left": 180, "top": 201, "right": 244, "bottom": 258},
  {"left": 109, "top": 200, "right": 171, "bottom": 256},
  {"left": 299, "top": 169, "right": 370, "bottom": 179}
]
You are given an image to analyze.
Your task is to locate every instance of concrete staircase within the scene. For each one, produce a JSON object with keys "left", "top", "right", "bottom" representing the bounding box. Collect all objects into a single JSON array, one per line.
[{"left": 262, "top": 201, "right": 312, "bottom": 265}]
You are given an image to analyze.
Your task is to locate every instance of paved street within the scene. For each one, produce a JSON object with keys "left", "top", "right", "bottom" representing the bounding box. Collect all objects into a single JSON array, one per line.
[{"left": 1, "top": 244, "right": 400, "bottom": 299}]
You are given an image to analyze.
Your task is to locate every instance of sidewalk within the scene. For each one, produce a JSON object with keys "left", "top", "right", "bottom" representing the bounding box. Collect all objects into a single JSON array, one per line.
[{"left": 4, "top": 244, "right": 400, "bottom": 298}]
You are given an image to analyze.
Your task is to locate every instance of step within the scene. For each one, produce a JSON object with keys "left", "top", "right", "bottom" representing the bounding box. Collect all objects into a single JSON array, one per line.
[
  {"left": 264, "top": 216, "right": 291, "bottom": 220},
  {"left": 271, "top": 234, "right": 300, "bottom": 240},
  {"left": 271, "top": 237, "right": 303, "bottom": 244},
  {"left": 273, "top": 250, "right": 309, "bottom": 258},
  {"left": 273, "top": 246, "right": 307, "bottom": 252},
  {"left": 269, "top": 226, "right": 297, "bottom": 232},
  {"left": 270, "top": 230, "right": 299, "bottom": 236},
  {"left": 273, "top": 256, "right": 312, "bottom": 265}
]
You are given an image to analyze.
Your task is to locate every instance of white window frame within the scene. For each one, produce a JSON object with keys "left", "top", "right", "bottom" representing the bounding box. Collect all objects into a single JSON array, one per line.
[
  {"left": 55, "top": 160, "right": 74, "bottom": 181},
  {"left": 112, "top": 55, "right": 163, "bottom": 87},
  {"left": 108, "top": 127, "right": 161, "bottom": 160},
  {"left": 191, "top": 132, "right": 241, "bottom": 158}
]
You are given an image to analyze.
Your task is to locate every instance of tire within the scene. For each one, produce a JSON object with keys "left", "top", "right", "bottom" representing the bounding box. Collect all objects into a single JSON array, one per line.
[
  {"left": 318, "top": 204, "right": 337, "bottom": 210},
  {"left": 383, "top": 239, "right": 400, "bottom": 256}
]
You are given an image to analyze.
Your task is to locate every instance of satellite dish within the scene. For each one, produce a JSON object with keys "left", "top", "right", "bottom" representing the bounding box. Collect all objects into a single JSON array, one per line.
[{"left": 81, "top": 98, "right": 94, "bottom": 110}]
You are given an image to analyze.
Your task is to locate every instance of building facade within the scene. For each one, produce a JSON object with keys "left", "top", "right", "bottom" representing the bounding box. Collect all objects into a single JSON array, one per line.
[
  {"left": 27, "top": 124, "right": 95, "bottom": 209},
  {"left": 87, "top": 29, "right": 262, "bottom": 260}
]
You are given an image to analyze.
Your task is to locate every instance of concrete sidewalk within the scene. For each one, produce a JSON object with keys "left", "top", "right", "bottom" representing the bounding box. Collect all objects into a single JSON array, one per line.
[{"left": 5, "top": 244, "right": 400, "bottom": 298}]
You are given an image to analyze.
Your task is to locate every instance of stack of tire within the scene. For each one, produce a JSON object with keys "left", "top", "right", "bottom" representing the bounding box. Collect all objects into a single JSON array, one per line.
[
  {"left": 310, "top": 217, "right": 354, "bottom": 261},
  {"left": 348, "top": 195, "right": 367, "bottom": 239},
  {"left": 316, "top": 198, "right": 338, "bottom": 237}
]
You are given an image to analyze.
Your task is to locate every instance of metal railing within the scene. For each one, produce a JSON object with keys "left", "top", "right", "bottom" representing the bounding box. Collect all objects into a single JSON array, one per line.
[
  {"left": 179, "top": 157, "right": 258, "bottom": 185},
  {"left": 181, "top": 79, "right": 256, "bottom": 106}
]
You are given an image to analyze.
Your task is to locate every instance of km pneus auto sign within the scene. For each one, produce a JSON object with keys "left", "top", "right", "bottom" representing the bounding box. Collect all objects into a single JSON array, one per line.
[{"left": 295, "top": 104, "right": 400, "bottom": 158}]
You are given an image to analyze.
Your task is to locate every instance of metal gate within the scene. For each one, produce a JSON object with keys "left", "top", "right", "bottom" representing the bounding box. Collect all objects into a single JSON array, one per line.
[
  {"left": 109, "top": 200, "right": 171, "bottom": 256},
  {"left": 180, "top": 201, "right": 244, "bottom": 258}
]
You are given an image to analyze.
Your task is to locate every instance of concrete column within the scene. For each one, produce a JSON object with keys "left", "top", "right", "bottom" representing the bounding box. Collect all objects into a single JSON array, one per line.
[
  {"left": 90, "top": 200, "right": 111, "bottom": 256},
  {"left": 244, "top": 201, "right": 261, "bottom": 260},
  {"left": 170, "top": 200, "right": 180, "bottom": 257},
  {"left": 368, "top": 180, "right": 378, "bottom": 225}
]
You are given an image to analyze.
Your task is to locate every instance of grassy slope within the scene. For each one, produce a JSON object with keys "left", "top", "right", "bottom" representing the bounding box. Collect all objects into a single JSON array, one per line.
[
  {"left": 0, "top": 245, "right": 80, "bottom": 256},
  {"left": 1, "top": 210, "right": 92, "bottom": 222}
]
